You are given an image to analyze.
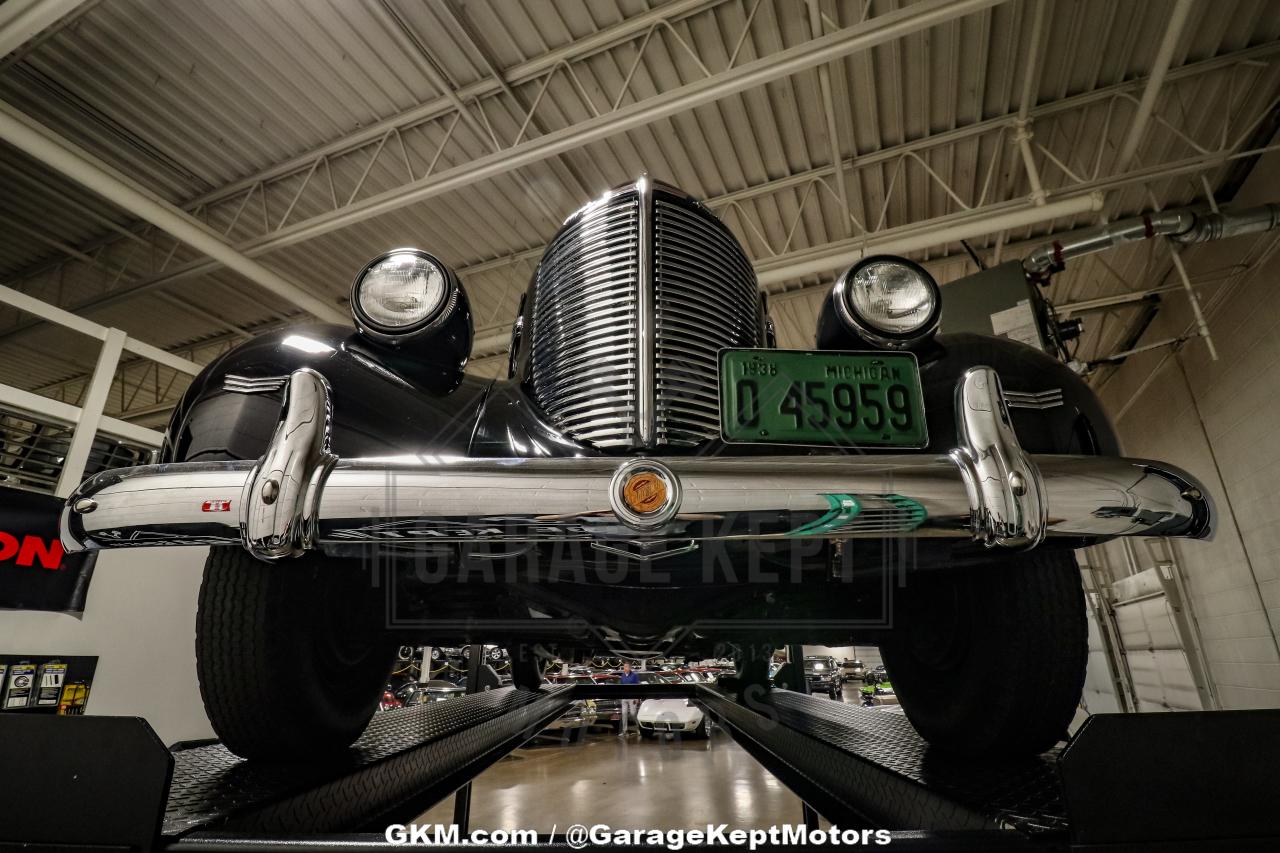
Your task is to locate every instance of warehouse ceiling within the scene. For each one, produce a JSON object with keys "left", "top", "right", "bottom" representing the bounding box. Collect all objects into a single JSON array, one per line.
[{"left": 1, "top": 0, "right": 1279, "bottom": 431}]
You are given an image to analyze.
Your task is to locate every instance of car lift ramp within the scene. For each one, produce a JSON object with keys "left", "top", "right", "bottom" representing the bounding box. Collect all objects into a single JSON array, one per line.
[
  {"left": 1, "top": 683, "right": 1275, "bottom": 851},
  {"left": 700, "top": 688, "right": 1066, "bottom": 835}
]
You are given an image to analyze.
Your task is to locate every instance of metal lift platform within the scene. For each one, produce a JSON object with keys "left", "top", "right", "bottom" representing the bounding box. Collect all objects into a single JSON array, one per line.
[{"left": 1, "top": 681, "right": 1275, "bottom": 852}]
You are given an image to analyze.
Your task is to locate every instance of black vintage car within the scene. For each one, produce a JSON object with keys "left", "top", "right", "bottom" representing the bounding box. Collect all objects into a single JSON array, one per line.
[{"left": 61, "top": 178, "right": 1213, "bottom": 761}]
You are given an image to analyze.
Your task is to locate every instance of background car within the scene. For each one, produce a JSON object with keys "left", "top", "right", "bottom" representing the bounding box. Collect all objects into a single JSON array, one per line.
[
  {"left": 637, "top": 671, "right": 710, "bottom": 739},
  {"left": 803, "top": 656, "right": 842, "bottom": 699},
  {"left": 861, "top": 667, "right": 897, "bottom": 707},
  {"left": 545, "top": 672, "right": 623, "bottom": 735},
  {"left": 541, "top": 680, "right": 597, "bottom": 743},
  {"left": 840, "top": 659, "right": 866, "bottom": 682}
]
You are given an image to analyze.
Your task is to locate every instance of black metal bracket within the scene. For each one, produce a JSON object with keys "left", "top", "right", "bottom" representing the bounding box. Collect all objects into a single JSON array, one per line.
[
  {"left": 1059, "top": 710, "right": 1280, "bottom": 847},
  {"left": 0, "top": 715, "right": 172, "bottom": 852}
]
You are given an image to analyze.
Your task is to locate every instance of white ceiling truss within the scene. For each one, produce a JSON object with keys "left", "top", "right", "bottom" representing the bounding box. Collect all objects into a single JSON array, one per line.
[{"left": 0, "top": 0, "right": 1278, "bottom": 430}]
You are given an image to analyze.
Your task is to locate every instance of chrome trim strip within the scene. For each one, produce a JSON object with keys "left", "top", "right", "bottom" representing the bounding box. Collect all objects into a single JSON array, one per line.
[
  {"left": 61, "top": 366, "right": 1213, "bottom": 554},
  {"left": 636, "top": 175, "right": 656, "bottom": 447},
  {"left": 590, "top": 540, "right": 700, "bottom": 562},
  {"left": 1005, "top": 389, "right": 1065, "bottom": 410},
  {"left": 223, "top": 374, "right": 289, "bottom": 394}
]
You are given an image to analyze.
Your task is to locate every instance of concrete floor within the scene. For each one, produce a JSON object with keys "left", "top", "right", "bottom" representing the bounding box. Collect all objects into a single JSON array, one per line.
[
  {"left": 418, "top": 728, "right": 803, "bottom": 832},
  {"left": 417, "top": 684, "right": 873, "bottom": 832}
]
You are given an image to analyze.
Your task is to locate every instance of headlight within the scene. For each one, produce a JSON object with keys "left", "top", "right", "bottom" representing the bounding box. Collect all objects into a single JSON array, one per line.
[
  {"left": 351, "top": 248, "right": 452, "bottom": 336},
  {"left": 833, "top": 255, "right": 940, "bottom": 348}
]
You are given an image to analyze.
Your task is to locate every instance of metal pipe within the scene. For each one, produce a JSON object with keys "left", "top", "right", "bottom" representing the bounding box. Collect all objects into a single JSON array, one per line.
[
  {"left": 0, "top": 100, "right": 348, "bottom": 325},
  {"left": 1022, "top": 203, "right": 1280, "bottom": 275},
  {"left": 1167, "top": 246, "right": 1218, "bottom": 361},
  {"left": 1171, "top": 203, "right": 1280, "bottom": 243},
  {"left": 1113, "top": 0, "right": 1195, "bottom": 174},
  {"left": 1017, "top": 0, "right": 1047, "bottom": 123}
]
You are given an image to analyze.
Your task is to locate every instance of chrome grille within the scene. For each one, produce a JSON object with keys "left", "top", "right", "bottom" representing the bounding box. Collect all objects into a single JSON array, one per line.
[
  {"left": 654, "top": 196, "right": 760, "bottom": 445},
  {"left": 530, "top": 192, "right": 640, "bottom": 447},
  {"left": 528, "top": 180, "right": 761, "bottom": 450}
]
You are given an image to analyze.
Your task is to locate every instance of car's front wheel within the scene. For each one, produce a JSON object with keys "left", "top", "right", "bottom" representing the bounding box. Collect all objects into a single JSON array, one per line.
[
  {"left": 880, "top": 549, "right": 1086, "bottom": 757},
  {"left": 196, "top": 548, "right": 398, "bottom": 760}
]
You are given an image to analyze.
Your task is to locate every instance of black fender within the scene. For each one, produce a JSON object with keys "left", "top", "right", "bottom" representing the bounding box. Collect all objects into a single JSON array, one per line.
[
  {"left": 161, "top": 324, "right": 490, "bottom": 463},
  {"left": 916, "top": 332, "right": 1119, "bottom": 456}
]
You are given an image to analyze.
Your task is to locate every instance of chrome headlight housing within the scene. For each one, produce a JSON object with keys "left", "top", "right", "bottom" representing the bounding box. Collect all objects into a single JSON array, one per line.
[
  {"left": 351, "top": 248, "right": 458, "bottom": 342},
  {"left": 832, "top": 255, "right": 941, "bottom": 348}
]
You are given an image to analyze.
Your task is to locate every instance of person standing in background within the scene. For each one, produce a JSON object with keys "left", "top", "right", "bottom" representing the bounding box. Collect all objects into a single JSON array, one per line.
[{"left": 619, "top": 661, "right": 640, "bottom": 735}]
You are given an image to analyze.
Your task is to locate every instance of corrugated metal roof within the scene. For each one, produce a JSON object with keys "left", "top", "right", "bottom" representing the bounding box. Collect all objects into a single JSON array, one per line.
[{"left": 1, "top": 0, "right": 1279, "bottom": 429}]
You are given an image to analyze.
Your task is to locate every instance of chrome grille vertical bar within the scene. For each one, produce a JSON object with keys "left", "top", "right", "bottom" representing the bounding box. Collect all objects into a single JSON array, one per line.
[
  {"left": 636, "top": 175, "right": 656, "bottom": 447},
  {"left": 652, "top": 188, "right": 761, "bottom": 446},
  {"left": 528, "top": 190, "right": 640, "bottom": 447},
  {"left": 527, "top": 179, "right": 761, "bottom": 451}
]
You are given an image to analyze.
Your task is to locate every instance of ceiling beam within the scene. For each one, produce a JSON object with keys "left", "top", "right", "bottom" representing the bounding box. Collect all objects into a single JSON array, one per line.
[
  {"left": 0, "top": 0, "right": 91, "bottom": 58},
  {"left": 0, "top": 99, "right": 348, "bottom": 324},
  {"left": 3, "top": 0, "right": 1006, "bottom": 313},
  {"left": 177, "top": 0, "right": 731, "bottom": 212},
  {"left": 1113, "top": 0, "right": 1195, "bottom": 174},
  {"left": 0, "top": 0, "right": 728, "bottom": 299},
  {"left": 754, "top": 193, "right": 1102, "bottom": 287},
  {"left": 4, "top": 31, "right": 1276, "bottom": 350}
]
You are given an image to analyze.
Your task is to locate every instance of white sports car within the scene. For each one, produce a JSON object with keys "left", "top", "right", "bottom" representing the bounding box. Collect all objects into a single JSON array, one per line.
[{"left": 637, "top": 697, "right": 709, "bottom": 738}]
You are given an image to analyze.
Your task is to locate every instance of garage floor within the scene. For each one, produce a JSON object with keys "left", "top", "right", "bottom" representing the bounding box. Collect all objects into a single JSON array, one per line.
[
  {"left": 417, "top": 685, "right": 870, "bottom": 832},
  {"left": 417, "top": 728, "right": 802, "bottom": 832}
]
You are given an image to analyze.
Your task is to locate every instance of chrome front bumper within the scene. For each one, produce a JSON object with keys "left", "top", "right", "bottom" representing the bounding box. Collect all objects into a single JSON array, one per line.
[{"left": 61, "top": 366, "right": 1213, "bottom": 559}]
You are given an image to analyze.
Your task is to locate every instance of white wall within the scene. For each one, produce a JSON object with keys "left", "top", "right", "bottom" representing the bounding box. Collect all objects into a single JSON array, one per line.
[
  {"left": 1092, "top": 151, "right": 1280, "bottom": 709},
  {"left": 804, "top": 645, "right": 882, "bottom": 667},
  {"left": 0, "top": 546, "right": 214, "bottom": 745}
]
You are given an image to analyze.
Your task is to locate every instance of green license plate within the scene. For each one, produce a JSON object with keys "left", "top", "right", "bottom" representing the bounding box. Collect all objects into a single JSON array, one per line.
[{"left": 718, "top": 349, "right": 928, "bottom": 447}]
